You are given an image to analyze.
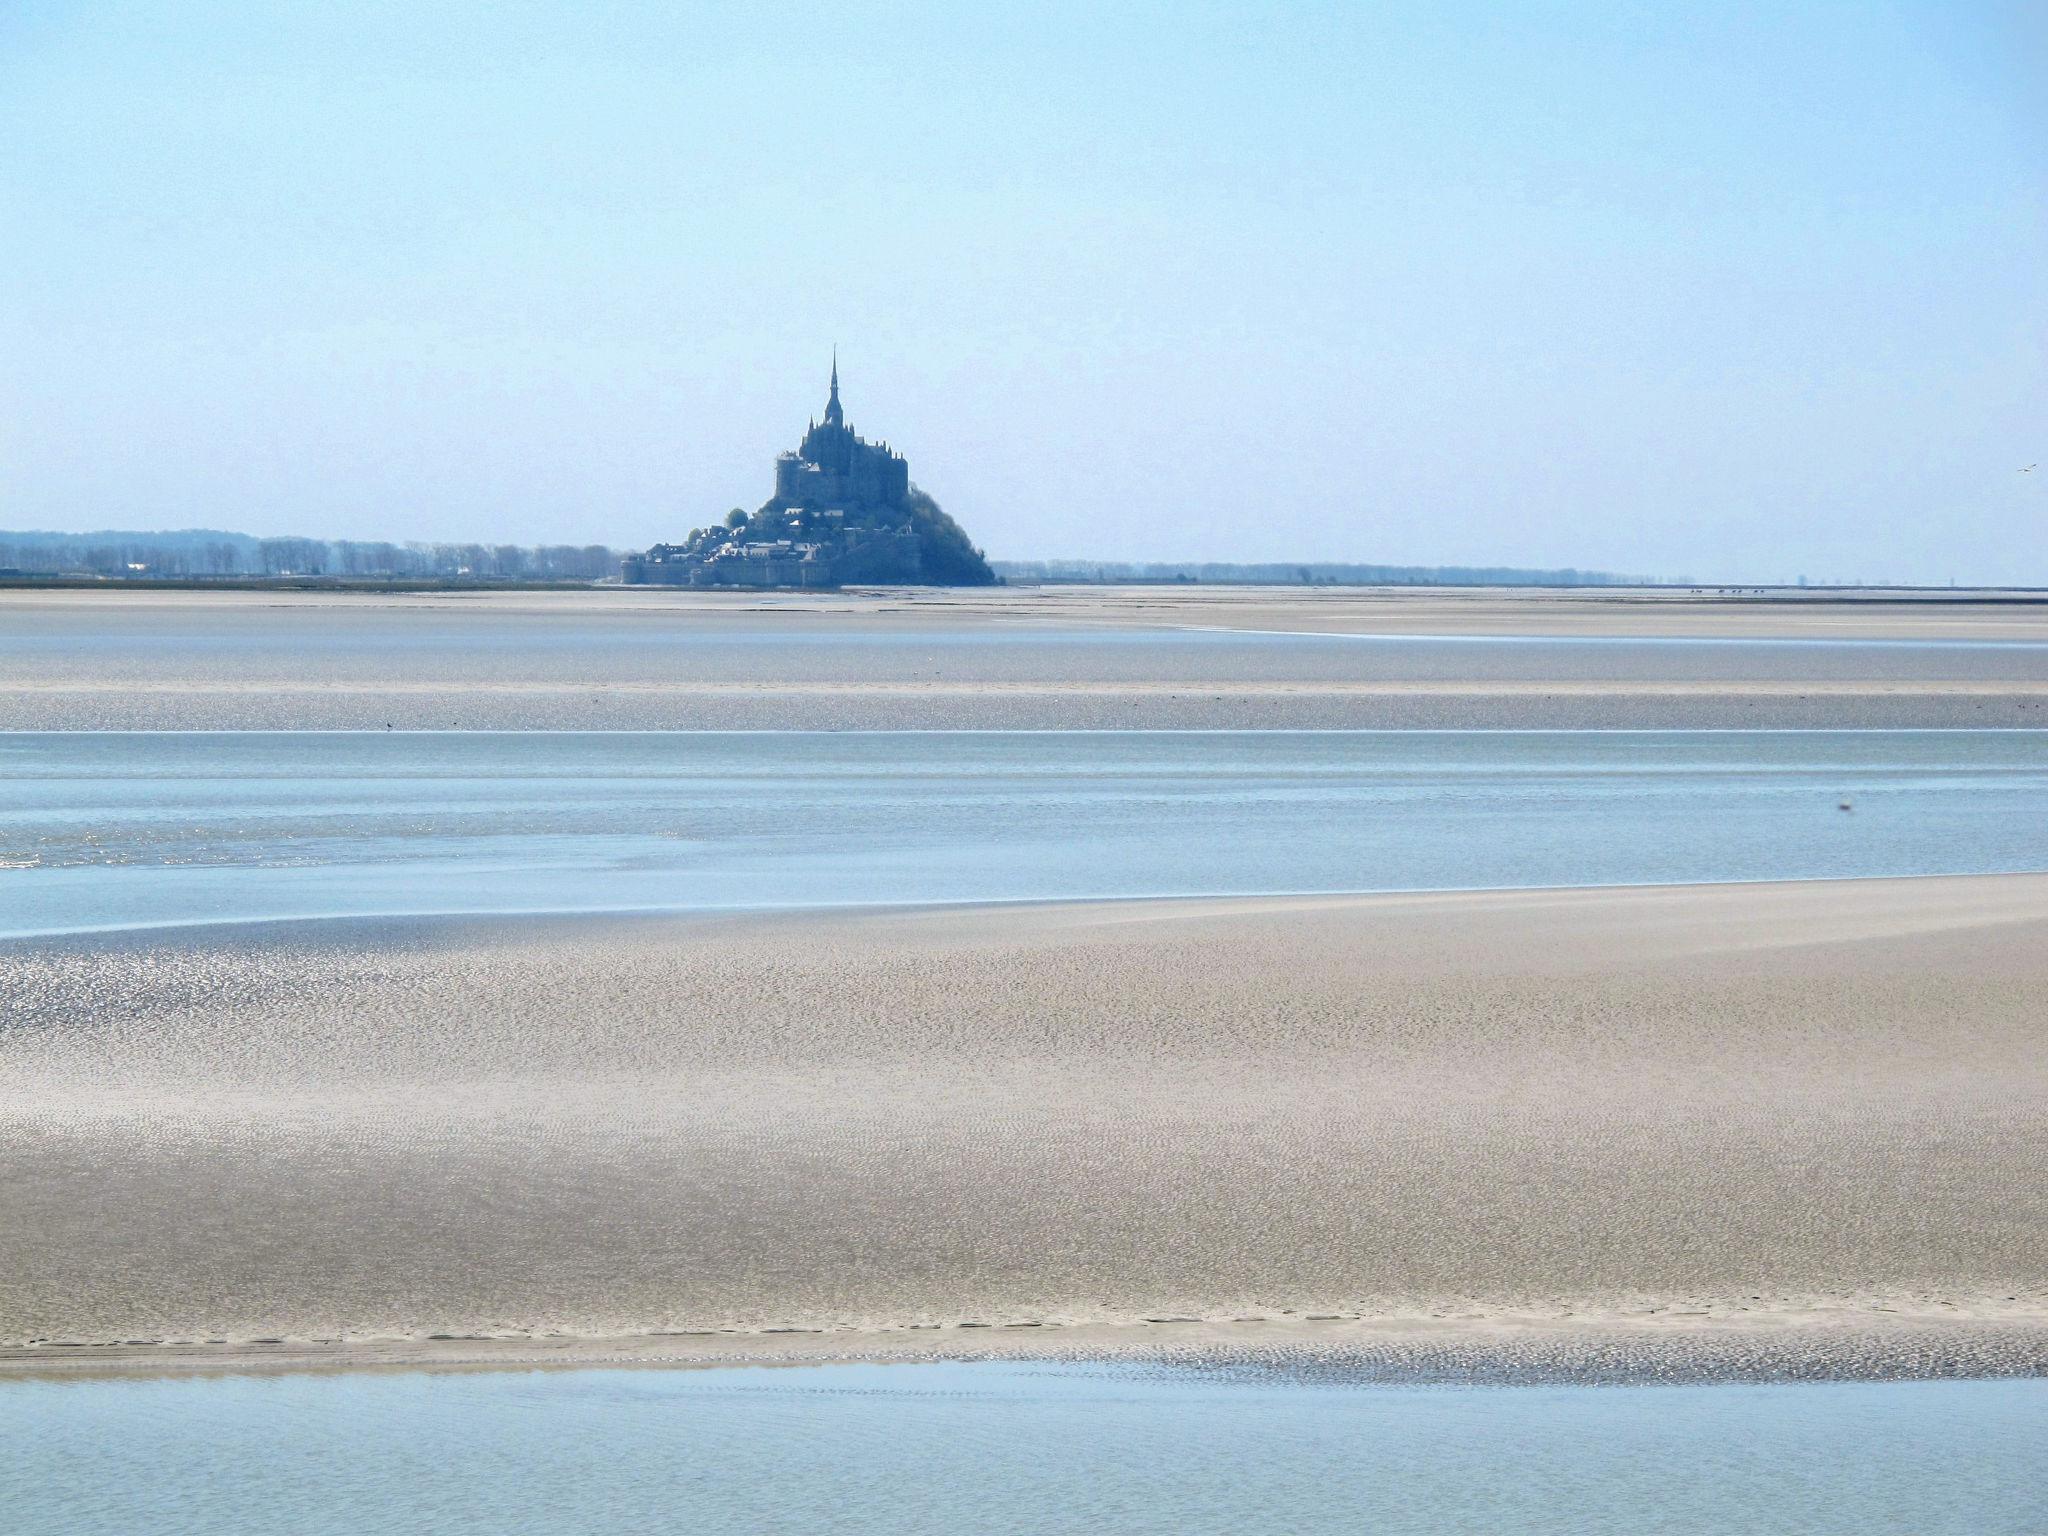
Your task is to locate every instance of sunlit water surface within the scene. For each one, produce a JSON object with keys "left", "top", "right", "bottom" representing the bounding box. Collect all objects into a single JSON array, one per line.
[
  {"left": 6, "top": 1364, "right": 2045, "bottom": 1536},
  {"left": 10, "top": 725, "right": 2047, "bottom": 1531},
  {"left": 3, "top": 729, "right": 2046, "bottom": 935}
]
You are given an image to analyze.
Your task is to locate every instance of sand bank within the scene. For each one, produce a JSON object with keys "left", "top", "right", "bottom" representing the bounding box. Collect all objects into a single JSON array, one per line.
[
  {"left": 4, "top": 678, "right": 2046, "bottom": 732},
  {"left": 4, "top": 586, "right": 2045, "bottom": 729},
  {"left": 8, "top": 1314, "right": 2044, "bottom": 1386},
  {"left": 7, "top": 582, "right": 2048, "bottom": 639},
  {"left": 4, "top": 876, "right": 2044, "bottom": 1376}
]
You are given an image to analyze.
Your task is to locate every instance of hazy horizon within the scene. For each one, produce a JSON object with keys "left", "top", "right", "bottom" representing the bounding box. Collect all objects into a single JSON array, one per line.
[{"left": 3, "top": 2, "right": 2044, "bottom": 583}]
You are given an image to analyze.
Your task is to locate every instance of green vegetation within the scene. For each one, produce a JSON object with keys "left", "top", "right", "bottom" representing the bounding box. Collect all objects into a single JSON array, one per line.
[
  {"left": 668, "top": 487, "right": 995, "bottom": 585},
  {"left": 0, "top": 529, "right": 623, "bottom": 581},
  {"left": 904, "top": 488, "right": 995, "bottom": 585}
]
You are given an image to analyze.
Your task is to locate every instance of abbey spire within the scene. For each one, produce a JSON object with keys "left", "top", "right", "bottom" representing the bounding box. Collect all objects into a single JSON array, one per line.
[
  {"left": 621, "top": 353, "right": 991, "bottom": 586},
  {"left": 823, "top": 349, "right": 844, "bottom": 428}
]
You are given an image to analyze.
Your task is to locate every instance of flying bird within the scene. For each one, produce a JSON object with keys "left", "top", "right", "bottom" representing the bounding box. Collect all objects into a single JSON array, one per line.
[{"left": 2024, "top": 464, "right": 2037, "bottom": 473}]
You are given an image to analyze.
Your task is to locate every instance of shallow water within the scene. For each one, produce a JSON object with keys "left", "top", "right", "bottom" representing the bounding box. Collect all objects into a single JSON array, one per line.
[
  {"left": 6, "top": 1364, "right": 2044, "bottom": 1536},
  {"left": 3, "top": 729, "right": 2045, "bottom": 935}
]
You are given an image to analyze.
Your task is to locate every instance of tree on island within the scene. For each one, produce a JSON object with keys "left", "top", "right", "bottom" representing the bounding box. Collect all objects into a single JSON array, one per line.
[
  {"left": 903, "top": 488, "right": 995, "bottom": 585},
  {"left": 668, "top": 486, "right": 995, "bottom": 586}
]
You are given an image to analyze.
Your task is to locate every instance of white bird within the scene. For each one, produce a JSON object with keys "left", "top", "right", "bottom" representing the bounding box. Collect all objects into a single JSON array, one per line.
[{"left": 2024, "top": 464, "right": 2037, "bottom": 473}]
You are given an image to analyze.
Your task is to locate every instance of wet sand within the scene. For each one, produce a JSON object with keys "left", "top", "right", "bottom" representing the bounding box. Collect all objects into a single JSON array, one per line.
[
  {"left": 8, "top": 582, "right": 2048, "bottom": 637},
  {"left": 5, "top": 876, "right": 2044, "bottom": 1378},
  {"left": 4, "top": 586, "right": 2045, "bottom": 729}
]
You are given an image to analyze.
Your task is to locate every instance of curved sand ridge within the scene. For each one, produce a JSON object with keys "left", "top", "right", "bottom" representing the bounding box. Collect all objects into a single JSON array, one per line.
[{"left": 3, "top": 876, "right": 2045, "bottom": 1377}]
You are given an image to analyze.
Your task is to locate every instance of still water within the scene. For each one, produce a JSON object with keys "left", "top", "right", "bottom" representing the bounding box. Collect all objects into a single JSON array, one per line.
[
  {"left": 3, "top": 729, "right": 2045, "bottom": 936},
  {"left": 6, "top": 1363, "right": 2044, "bottom": 1536}
]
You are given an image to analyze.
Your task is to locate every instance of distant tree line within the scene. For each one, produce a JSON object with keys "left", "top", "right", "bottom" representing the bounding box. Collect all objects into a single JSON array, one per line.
[
  {"left": 1, "top": 529, "right": 1649, "bottom": 589},
  {"left": 0, "top": 529, "right": 625, "bottom": 581},
  {"left": 989, "top": 560, "right": 1652, "bottom": 586}
]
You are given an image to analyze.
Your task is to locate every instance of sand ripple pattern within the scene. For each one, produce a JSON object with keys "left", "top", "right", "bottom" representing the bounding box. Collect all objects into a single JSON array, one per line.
[{"left": 4, "top": 877, "right": 2044, "bottom": 1374}]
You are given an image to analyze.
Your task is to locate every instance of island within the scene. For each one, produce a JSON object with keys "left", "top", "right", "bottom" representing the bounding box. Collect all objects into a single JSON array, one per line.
[{"left": 624, "top": 359, "right": 995, "bottom": 588}]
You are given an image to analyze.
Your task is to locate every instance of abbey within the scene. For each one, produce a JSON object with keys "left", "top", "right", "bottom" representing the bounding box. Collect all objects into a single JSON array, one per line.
[
  {"left": 624, "top": 360, "right": 992, "bottom": 588},
  {"left": 772, "top": 358, "right": 910, "bottom": 513}
]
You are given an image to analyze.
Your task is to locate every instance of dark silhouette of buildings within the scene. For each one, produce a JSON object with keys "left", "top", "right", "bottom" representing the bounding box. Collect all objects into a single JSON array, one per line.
[
  {"left": 624, "top": 358, "right": 991, "bottom": 587},
  {"left": 771, "top": 354, "right": 911, "bottom": 515}
]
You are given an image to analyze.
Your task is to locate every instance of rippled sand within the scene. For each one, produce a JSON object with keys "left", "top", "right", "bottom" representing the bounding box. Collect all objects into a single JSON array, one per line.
[
  {"left": 5, "top": 876, "right": 2043, "bottom": 1377},
  {"left": 4, "top": 586, "right": 2046, "bottom": 729}
]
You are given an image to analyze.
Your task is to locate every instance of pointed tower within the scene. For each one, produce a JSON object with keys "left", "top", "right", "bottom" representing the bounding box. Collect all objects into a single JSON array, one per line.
[{"left": 823, "top": 349, "right": 844, "bottom": 428}]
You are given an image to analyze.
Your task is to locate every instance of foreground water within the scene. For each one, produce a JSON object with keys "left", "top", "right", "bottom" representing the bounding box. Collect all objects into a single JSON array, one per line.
[
  {"left": 6, "top": 1364, "right": 2043, "bottom": 1536},
  {"left": 3, "top": 729, "right": 2046, "bottom": 935}
]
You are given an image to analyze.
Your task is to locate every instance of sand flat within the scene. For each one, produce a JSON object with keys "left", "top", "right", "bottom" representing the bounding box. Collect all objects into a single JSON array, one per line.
[
  {"left": 4, "top": 586, "right": 2046, "bottom": 729},
  {"left": 7, "top": 583, "right": 2048, "bottom": 638},
  {"left": 4, "top": 875, "right": 2043, "bottom": 1374}
]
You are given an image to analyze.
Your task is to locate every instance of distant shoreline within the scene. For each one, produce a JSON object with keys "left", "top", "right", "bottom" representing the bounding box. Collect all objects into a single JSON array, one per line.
[
  {"left": 5, "top": 573, "right": 2048, "bottom": 600},
  {"left": 0, "top": 575, "right": 606, "bottom": 593},
  {"left": 9, "top": 1312, "right": 2045, "bottom": 1386}
]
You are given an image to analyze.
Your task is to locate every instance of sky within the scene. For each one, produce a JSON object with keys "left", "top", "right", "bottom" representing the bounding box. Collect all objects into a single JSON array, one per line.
[{"left": 1, "top": 1, "right": 2043, "bottom": 582}]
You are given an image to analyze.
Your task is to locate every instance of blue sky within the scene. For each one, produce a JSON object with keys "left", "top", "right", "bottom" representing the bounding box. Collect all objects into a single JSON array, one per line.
[{"left": 2, "top": 1, "right": 2043, "bottom": 579}]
